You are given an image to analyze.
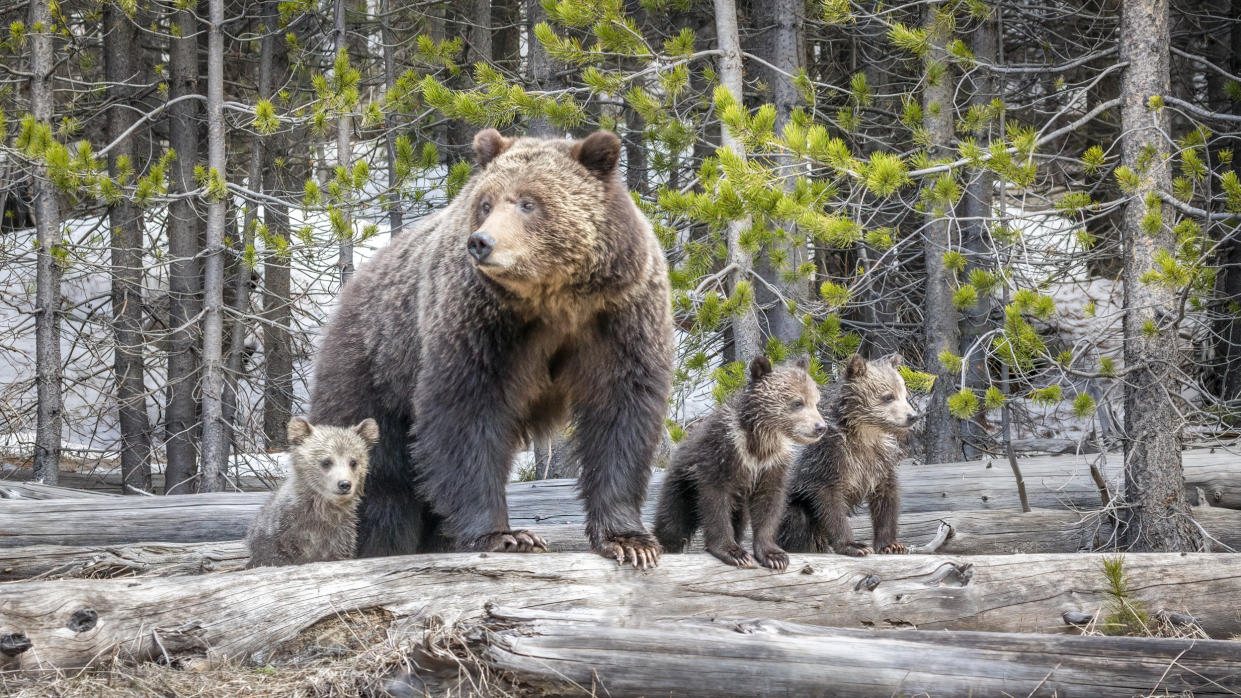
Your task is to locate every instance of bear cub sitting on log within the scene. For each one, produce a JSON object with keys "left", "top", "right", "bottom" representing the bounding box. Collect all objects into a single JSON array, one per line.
[
  {"left": 246, "top": 417, "right": 379, "bottom": 567},
  {"left": 654, "top": 356, "right": 827, "bottom": 570},
  {"left": 778, "top": 354, "right": 918, "bottom": 556}
]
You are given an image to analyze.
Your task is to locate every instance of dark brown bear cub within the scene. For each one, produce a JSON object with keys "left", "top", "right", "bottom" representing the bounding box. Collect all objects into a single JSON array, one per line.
[
  {"left": 654, "top": 356, "right": 827, "bottom": 570},
  {"left": 778, "top": 354, "right": 919, "bottom": 556}
]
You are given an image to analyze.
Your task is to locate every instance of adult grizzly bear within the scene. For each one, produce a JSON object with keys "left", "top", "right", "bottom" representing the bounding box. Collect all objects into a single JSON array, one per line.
[{"left": 309, "top": 129, "right": 672, "bottom": 568}]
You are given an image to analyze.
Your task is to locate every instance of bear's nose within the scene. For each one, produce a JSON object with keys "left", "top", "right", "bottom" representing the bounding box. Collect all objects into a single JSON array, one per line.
[
  {"left": 906, "top": 412, "right": 920, "bottom": 425},
  {"left": 336, "top": 480, "right": 352, "bottom": 494},
  {"left": 813, "top": 422, "right": 828, "bottom": 435},
  {"left": 467, "top": 231, "right": 495, "bottom": 262}
]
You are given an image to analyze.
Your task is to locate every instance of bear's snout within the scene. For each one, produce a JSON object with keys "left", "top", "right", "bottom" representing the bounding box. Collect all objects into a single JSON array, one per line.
[
  {"left": 813, "top": 421, "right": 828, "bottom": 436},
  {"left": 336, "top": 479, "right": 353, "bottom": 495},
  {"left": 468, "top": 231, "right": 496, "bottom": 262}
]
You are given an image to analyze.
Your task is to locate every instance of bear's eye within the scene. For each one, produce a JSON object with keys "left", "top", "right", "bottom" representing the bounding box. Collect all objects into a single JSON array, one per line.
[
  {"left": 791, "top": 399, "right": 804, "bottom": 409},
  {"left": 479, "top": 201, "right": 492, "bottom": 216},
  {"left": 518, "top": 200, "right": 536, "bottom": 214},
  {"left": 320, "top": 458, "right": 332, "bottom": 470},
  {"left": 349, "top": 459, "right": 358, "bottom": 470},
  {"left": 883, "top": 394, "right": 896, "bottom": 403}
]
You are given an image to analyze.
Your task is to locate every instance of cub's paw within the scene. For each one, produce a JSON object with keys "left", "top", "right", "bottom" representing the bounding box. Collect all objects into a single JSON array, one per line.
[
  {"left": 471, "top": 530, "right": 548, "bottom": 553},
  {"left": 754, "top": 545, "right": 789, "bottom": 571},
  {"left": 877, "top": 542, "right": 909, "bottom": 555},
  {"left": 597, "top": 533, "right": 662, "bottom": 570},
  {"left": 835, "top": 542, "right": 873, "bottom": 557},
  {"left": 710, "top": 543, "right": 757, "bottom": 569}
]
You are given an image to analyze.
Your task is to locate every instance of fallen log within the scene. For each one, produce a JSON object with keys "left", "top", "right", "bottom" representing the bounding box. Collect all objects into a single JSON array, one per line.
[
  {"left": 466, "top": 606, "right": 1241, "bottom": 697},
  {"left": 0, "top": 552, "right": 1238, "bottom": 670},
  {"left": 0, "top": 482, "right": 118, "bottom": 499}
]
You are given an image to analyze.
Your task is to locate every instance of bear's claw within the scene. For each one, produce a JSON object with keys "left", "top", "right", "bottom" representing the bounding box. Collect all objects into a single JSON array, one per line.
[
  {"left": 598, "top": 533, "right": 661, "bottom": 570},
  {"left": 877, "top": 542, "right": 908, "bottom": 555},
  {"left": 836, "top": 541, "right": 873, "bottom": 557},
  {"left": 755, "top": 546, "right": 789, "bottom": 571},
  {"left": 473, "top": 530, "right": 548, "bottom": 553}
]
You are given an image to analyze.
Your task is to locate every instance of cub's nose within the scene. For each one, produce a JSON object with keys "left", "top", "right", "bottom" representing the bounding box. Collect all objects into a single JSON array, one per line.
[
  {"left": 906, "top": 412, "right": 921, "bottom": 426},
  {"left": 336, "top": 480, "right": 353, "bottom": 494},
  {"left": 813, "top": 422, "right": 829, "bottom": 436},
  {"left": 467, "top": 231, "right": 495, "bottom": 262}
]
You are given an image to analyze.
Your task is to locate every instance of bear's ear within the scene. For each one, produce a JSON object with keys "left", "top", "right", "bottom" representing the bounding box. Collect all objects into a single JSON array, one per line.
[
  {"left": 473, "top": 128, "right": 512, "bottom": 168},
  {"left": 749, "top": 355, "right": 773, "bottom": 382},
  {"left": 287, "top": 417, "right": 314, "bottom": 446},
  {"left": 843, "top": 354, "right": 867, "bottom": 381},
  {"left": 572, "top": 130, "right": 621, "bottom": 179},
  {"left": 882, "top": 353, "right": 904, "bottom": 369},
  {"left": 353, "top": 418, "right": 380, "bottom": 445},
  {"left": 793, "top": 354, "right": 811, "bottom": 371}
]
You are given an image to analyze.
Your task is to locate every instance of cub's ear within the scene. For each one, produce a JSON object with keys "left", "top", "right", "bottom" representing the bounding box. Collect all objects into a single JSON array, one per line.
[
  {"left": 793, "top": 354, "right": 811, "bottom": 371},
  {"left": 843, "top": 354, "right": 867, "bottom": 381},
  {"left": 286, "top": 417, "right": 314, "bottom": 446},
  {"left": 473, "top": 128, "right": 512, "bottom": 167},
  {"left": 883, "top": 353, "right": 904, "bottom": 369},
  {"left": 353, "top": 418, "right": 380, "bottom": 445},
  {"left": 572, "top": 130, "right": 621, "bottom": 179},
  {"left": 749, "top": 355, "right": 773, "bottom": 382}
]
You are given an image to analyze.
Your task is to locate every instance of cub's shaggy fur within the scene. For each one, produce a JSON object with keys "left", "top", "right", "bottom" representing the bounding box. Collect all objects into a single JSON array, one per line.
[
  {"left": 778, "top": 354, "right": 919, "bottom": 556},
  {"left": 310, "top": 129, "right": 672, "bottom": 567},
  {"left": 246, "top": 417, "right": 379, "bottom": 567},
  {"left": 654, "top": 356, "right": 826, "bottom": 570}
]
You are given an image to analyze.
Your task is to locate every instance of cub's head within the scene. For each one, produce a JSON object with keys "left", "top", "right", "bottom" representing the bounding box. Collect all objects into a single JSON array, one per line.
[
  {"left": 839, "top": 354, "right": 919, "bottom": 433},
  {"left": 741, "top": 355, "right": 828, "bottom": 445},
  {"left": 463, "top": 129, "right": 645, "bottom": 297},
  {"left": 286, "top": 417, "right": 379, "bottom": 504}
]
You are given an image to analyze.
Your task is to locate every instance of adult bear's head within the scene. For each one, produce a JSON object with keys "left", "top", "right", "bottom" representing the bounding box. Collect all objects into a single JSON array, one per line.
[{"left": 463, "top": 129, "right": 649, "bottom": 302}]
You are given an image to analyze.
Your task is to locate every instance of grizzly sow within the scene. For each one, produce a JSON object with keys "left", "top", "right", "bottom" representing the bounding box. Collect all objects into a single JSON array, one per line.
[
  {"left": 778, "top": 354, "right": 919, "bottom": 556},
  {"left": 309, "top": 129, "right": 673, "bottom": 567},
  {"left": 246, "top": 417, "right": 378, "bottom": 568},
  {"left": 654, "top": 356, "right": 827, "bottom": 570}
]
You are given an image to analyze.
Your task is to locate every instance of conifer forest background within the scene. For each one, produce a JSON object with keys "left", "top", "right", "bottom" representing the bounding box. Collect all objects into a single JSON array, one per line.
[{"left": 1, "top": 0, "right": 1238, "bottom": 551}]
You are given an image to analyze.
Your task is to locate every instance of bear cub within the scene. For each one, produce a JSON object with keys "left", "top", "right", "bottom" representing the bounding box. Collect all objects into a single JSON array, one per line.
[
  {"left": 246, "top": 417, "right": 379, "bottom": 568},
  {"left": 654, "top": 356, "right": 827, "bottom": 570},
  {"left": 778, "top": 354, "right": 918, "bottom": 556}
]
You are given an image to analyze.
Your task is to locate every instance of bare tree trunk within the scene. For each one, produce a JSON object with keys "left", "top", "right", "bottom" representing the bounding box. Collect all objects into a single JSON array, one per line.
[
  {"left": 1117, "top": 0, "right": 1202, "bottom": 551},
  {"left": 381, "top": 0, "right": 402, "bottom": 235},
  {"left": 334, "top": 0, "right": 354, "bottom": 285},
  {"left": 104, "top": 1, "right": 153, "bottom": 494},
  {"left": 921, "top": 3, "right": 962, "bottom": 464},
  {"left": 1210, "top": 0, "right": 1241, "bottom": 415},
  {"left": 198, "top": 0, "right": 229, "bottom": 493},
  {"left": 491, "top": 0, "right": 521, "bottom": 74},
  {"left": 165, "top": 6, "right": 204, "bottom": 494},
  {"left": 714, "top": 0, "right": 761, "bottom": 362},
  {"left": 261, "top": 0, "right": 293, "bottom": 450},
  {"left": 28, "top": 0, "right": 62, "bottom": 485},
  {"left": 525, "top": 0, "right": 560, "bottom": 136},
  {"left": 750, "top": 0, "right": 806, "bottom": 346}
]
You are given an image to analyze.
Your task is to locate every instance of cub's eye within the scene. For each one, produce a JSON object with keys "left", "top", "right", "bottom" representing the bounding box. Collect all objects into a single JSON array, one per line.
[
  {"left": 791, "top": 399, "right": 804, "bottom": 409},
  {"left": 518, "top": 200, "right": 536, "bottom": 214},
  {"left": 479, "top": 201, "right": 492, "bottom": 216},
  {"left": 349, "top": 459, "right": 358, "bottom": 470},
  {"left": 320, "top": 459, "right": 332, "bottom": 470},
  {"left": 883, "top": 394, "right": 896, "bottom": 403}
]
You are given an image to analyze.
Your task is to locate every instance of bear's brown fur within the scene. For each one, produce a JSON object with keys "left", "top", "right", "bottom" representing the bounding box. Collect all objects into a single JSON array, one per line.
[
  {"left": 309, "top": 129, "right": 673, "bottom": 568},
  {"left": 777, "top": 354, "right": 919, "bottom": 556},
  {"left": 246, "top": 417, "right": 378, "bottom": 567},
  {"left": 654, "top": 356, "right": 826, "bottom": 570}
]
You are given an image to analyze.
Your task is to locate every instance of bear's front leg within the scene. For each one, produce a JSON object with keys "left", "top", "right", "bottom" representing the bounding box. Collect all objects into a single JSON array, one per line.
[
  {"left": 410, "top": 373, "right": 547, "bottom": 554},
  {"left": 567, "top": 305, "right": 672, "bottom": 570}
]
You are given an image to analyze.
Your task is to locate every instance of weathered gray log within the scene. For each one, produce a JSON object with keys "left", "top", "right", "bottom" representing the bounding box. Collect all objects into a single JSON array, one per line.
[
  {"left": 5, "top": 508, "right": 1238, "bottom": 581},
  {"left": 471, "top": 606, "right": 1241, "bottom": 697},
  {"left": 0, "top": 482, "right": 118, "bottom": 499},
  {"left": 0, "top": 552, "right": 1238, "bottom": 670}
]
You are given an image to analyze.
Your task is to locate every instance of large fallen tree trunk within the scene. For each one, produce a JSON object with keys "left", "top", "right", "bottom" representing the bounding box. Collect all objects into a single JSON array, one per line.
[
  {"left": 0, "top": 482, "right": 118, "bottom": 499},
  {"left": 464, "top": 606, "right": 1241, "bottom": 697},
  {"left": 4, "top": 508, "right": 1238, "bottom": 581},
  {"left": 1, "top": 552, "right": 1238, "bottom": 671}
]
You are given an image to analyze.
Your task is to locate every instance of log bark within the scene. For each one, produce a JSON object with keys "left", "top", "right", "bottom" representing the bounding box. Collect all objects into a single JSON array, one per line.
[
  {"left": 0, "top": 482, "right": 118, "bottom": 499},
  {"left": 1, "top": 553, "right": 1239, "bottom": 671},
  {"left": 470, "top": 606, "right": 1241, "bottom": 697},
  {"left": 5, "top": 508, "right": 1238, "bottom": 581}
]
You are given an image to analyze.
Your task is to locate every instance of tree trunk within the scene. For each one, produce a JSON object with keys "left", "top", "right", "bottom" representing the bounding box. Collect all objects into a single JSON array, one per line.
[
  {"left": 473, "top": 607, "right": 1241, "bottom": 697},
  {"left": 27, "top": 0, "right": 62, "bottom": 485},
  {"left": 334, "top": 0, "right": 354, "bottom": 285},
  {"left": 381, "top": 0, "right": 403, "bottom": 234},
  {"left": 198, "top": 0, "right": 229, "bottom": 493},
  {"left": 1118, "top": 0, "right": 1202, "bottom": 551},
  {"left": 104, "top": 3, "right": 154, "bottom": 495},
  {"left": 491, "top": 0, "right": 521, "bottom": 74},
  {"left": 921, "top": 3, "right": 962, "bottom": 464},
  {"left": 165, "top": 5, "right": 204, "bottom": 494},
  {"left": 713, "top": 0, "right": 762, "bottom": 362},
  {"left": 3, "top": 552, "right": 1240, "bottom": 671},
  {"left": 525, "top": 0, "right": 560, "bottom": 136},
  {"left": 1210, "top": 0, "right": 1241, "bottom": 416}
]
